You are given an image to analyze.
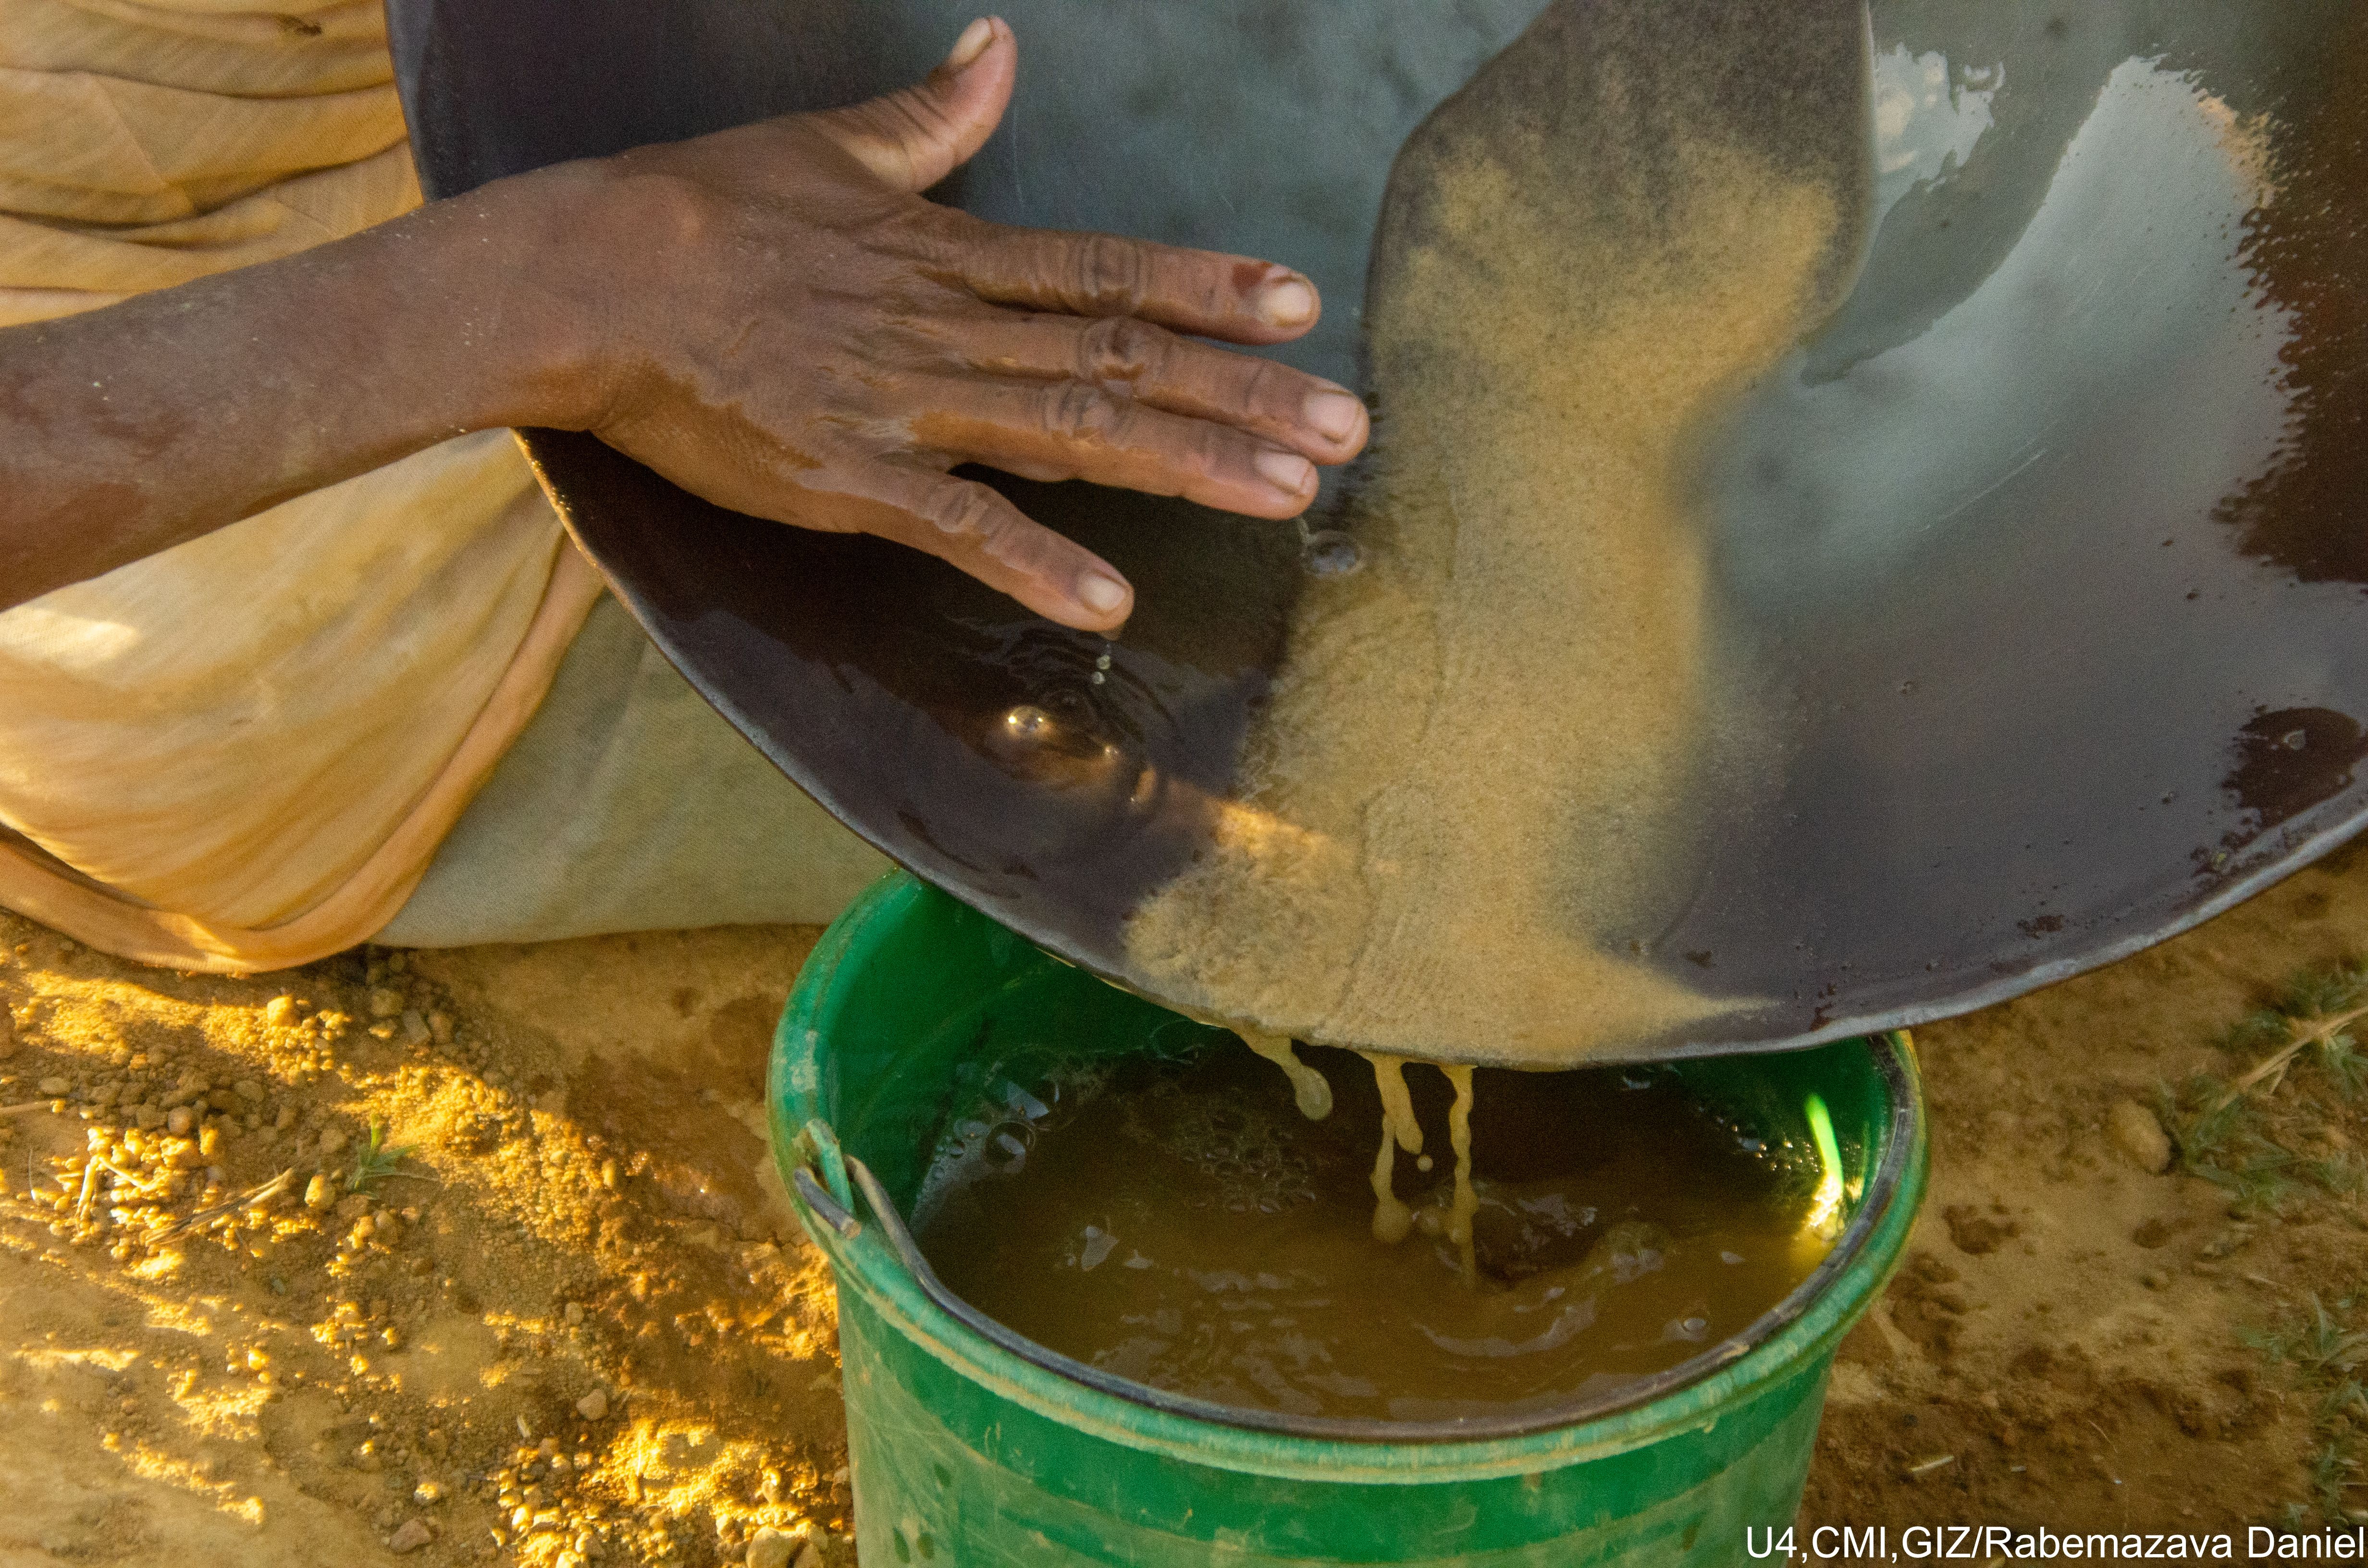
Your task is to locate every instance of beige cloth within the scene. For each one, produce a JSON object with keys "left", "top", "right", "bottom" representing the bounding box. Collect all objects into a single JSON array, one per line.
[
  {"left": 0, "top": 0, "right": 410, "bottom": 324},
  {"left": 379, "top": 593, "right": 892, "bottom": 949},
  {"left": 0, "top": 0, "right": 605, "bottom": 968}
]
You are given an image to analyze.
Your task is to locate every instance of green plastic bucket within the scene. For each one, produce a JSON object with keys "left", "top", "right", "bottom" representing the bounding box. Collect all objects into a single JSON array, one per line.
[{"left": 771, "top": 874, "right": 1927, "bottom": 1566}]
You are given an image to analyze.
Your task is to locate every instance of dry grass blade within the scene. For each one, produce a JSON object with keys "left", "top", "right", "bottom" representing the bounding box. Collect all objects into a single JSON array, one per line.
[
  {"left": 73, "top": 1158, "right": 102, "bottom": 1221},
  {"left": 70, "top": 1160, "right": 159, "bottom": 1223},
  {"left": 1, "top": 1100, "right": 55, "bottom": 1117},
  {"left": 149, "top": 1166, "right": 296, "bottom": 1243},
  {"left": 2209, "top": 980, "right": 2368, "bottom": 1115}
]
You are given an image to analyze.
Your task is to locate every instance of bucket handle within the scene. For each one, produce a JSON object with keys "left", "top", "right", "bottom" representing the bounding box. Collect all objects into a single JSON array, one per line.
[
  {"left": 820, "top": 1140, "right": 1137, "bottom": 1391},
  {"left": 783, "top": 1119, "right": 1080, "bottom": 1372},
  {"left": 792, "top": 1165, "right": 862, "bottom": 1240},
  {"left": 790, "top": 1135, "right": 1279, "bottom": 1433},
  {"left": 790, "top": 1116, "right": 861, "bottom": 1238}
]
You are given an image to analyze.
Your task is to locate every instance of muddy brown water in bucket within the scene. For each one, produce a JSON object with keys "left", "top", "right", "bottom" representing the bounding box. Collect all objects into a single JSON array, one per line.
[{"left": 913, "top": 1041, "right": 1831, "bottom": 1423}]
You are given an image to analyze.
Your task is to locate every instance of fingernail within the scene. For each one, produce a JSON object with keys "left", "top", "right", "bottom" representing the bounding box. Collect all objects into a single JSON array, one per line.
[
  {"left": 1258, "top": 277, "right": 1317, "bottom": 327},
  {"left": 1305, "top": 389, "right": 1366, "bottom": 444},
  {"left": 1075, "top": 569, "right": 1129, "bottom": 615},
  {"left": 944, "top": 17, "right": 995, "bottom": 72},
  {"left": 1255, "top": 449, "right": 1316, "bottom": 496}
]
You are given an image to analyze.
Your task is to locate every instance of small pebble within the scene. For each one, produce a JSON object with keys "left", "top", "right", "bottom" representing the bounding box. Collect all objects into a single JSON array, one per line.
[
  {"left": 389, "top": 1518, "right": 433, "bottom": 1554},
  {"left": 2106, "top": 1100, "right": 2172, "bottom": 1174},
  {"left": 37, "top": 1076, "right": 70, "bottom": 1097},
  {"left": 262, "top": 995, "right": 300, "bottom": 1029},
  {"left": 304, "top": 1174, "right": 336, "bottom": 1212},
  {"left": 165, "top": 1107, "right": 195, "bottom": 1137},
  {"left": 413, "top": 1479, "right": 444, "bottom": 1505},
  {"left": 318, "top": 1128, "right": 349, "bottom": 1157},
  {"left": 368, "top": 988, "right": 405, "bottom": 1020},
  {"left": 575, "top": 1389, "right": 608, "bottom": 1421},
  {"left": 746, "top": 1527, "right": 803, "bottom": 1568}
]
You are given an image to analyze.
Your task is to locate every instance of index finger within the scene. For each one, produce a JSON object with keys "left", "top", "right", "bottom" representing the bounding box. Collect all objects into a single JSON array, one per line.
[{"left": 932, "top": 214, "right": 1320, "bottom": 345}]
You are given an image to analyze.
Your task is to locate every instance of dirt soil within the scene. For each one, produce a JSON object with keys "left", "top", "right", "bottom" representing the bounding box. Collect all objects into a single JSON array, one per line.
[{"left": 4, "top": 847, "right": 2364, "bottom": 1564}]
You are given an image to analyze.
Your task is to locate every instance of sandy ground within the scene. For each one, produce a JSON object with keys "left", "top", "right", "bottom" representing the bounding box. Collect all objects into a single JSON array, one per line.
[{"left": 4, "top": 845, "right": 2364, "bottom": 1563}]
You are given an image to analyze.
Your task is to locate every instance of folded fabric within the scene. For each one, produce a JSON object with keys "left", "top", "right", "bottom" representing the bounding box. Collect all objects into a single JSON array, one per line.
[{"left": 0, "top": 0, "right": 596, "bottom": 968}]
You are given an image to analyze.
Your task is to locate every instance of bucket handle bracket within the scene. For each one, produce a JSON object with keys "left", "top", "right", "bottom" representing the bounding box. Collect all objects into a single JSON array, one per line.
[
  {"left": 792, "top": 1164, "right": 862, "bottom": 1240},
  {"left": 790, "top": 1115, "right": 860, "bottom": 1239}
]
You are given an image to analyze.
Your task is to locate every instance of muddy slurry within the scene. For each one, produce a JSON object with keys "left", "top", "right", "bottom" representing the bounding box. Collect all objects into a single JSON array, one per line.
[
  {"left": 913, "top": 1039, "right": 1829, "bottom": 1425},
  {"left": 1122, "top": 0, "right": 1876, "bottom": 1065}
]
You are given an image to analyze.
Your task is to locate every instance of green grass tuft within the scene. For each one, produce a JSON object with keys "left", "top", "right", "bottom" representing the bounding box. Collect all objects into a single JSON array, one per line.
[
  {"left": 346, "top": 1120, "right": 415, "bottom": 1195},
  {"left": 2251, "top": 1292, "right": 2368, "bottom": 1524}
]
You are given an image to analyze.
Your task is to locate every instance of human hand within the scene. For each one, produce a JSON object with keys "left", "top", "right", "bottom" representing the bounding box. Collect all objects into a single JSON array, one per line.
[{"left": 528, "top": 16, "right": 1368, "bottom": 632}]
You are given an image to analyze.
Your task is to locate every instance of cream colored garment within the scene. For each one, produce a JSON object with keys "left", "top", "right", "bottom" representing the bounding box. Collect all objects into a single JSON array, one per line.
[
  {"left": 0, "top": 0, "right": 410, "bottom": 324},
  {"left": 0, "top": 0, "right": 599, "bottom": 968}
]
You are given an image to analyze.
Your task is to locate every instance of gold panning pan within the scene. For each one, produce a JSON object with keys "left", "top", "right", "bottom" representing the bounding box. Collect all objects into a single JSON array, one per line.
[{"left": 393, "top": 0, "right": 2368, "bottom": 1064}]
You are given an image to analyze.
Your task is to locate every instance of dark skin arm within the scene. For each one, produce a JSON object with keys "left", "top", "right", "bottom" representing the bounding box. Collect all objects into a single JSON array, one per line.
[{"left": 0, "top": 18, "right": 1367, "bottom": 630}]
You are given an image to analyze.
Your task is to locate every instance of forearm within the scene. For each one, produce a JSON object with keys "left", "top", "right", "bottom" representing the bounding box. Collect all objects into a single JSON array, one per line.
[
  {"left": 0, "top": 20, "right": 1365, "bottom": 633},
  {"left": 0, "top": 177, "right": 592, "bottom": 611}
]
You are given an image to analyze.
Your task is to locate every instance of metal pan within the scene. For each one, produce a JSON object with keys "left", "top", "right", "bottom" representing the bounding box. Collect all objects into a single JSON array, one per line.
[{"left": 389, "top": 0, "right": 2368, "bottom": 1062}]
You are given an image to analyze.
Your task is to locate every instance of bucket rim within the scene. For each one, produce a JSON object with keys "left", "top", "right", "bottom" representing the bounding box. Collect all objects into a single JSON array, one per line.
[{"left": 774, "top": 872, "right": 1929, "bottom": 1476}]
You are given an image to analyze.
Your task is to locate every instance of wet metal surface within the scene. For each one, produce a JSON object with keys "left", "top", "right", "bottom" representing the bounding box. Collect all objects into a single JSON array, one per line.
[{"left": 392, "top": 0, "right": 2368, "bottom": 1060}]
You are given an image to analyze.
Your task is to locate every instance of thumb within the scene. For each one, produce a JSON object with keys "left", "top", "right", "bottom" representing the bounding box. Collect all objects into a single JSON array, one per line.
[{"left": 806, "top": 17, "right": 1015, "bottom": 193}]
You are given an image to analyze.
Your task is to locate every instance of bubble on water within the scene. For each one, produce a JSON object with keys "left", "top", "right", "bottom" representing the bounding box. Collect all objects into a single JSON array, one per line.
[
  {"left": 1077, "top": 1224, "right": 1118, "bottom": 1272},
  {"left": 1151, "top": 1091, "right": 1319, "bottom": 1214},
  {"left": 1299, "top": 529, "right": 1365, "bottom": 577}
]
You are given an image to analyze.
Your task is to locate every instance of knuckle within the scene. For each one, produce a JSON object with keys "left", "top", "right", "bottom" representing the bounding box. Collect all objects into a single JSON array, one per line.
[
  {"left": 1036, "top": 380, "right": 1126, "bottom": 444},
  {"left": 1238, "top": 355, "right": 1293, "bottom": 412},
  {"left": 809, "top": 91, "right": 948, "bottom": 188},
  {"left": 1071, "top": 233, "right": 1149, "bottom": 315},
  {"left": 922, "top": 480, "right": 1002, "bottom": 542},
  {"left": 610, "top": 166, "right": 724, "bottom": 251},
  {"left": 870, "top": 92, "right": 960, "bottom": 180},
  {"left": 1185, "top": 421, "right": 1235, "bottom": 481},
  {"left": 1074, "top": 316, "right": 1165, "bottom": 384}
]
